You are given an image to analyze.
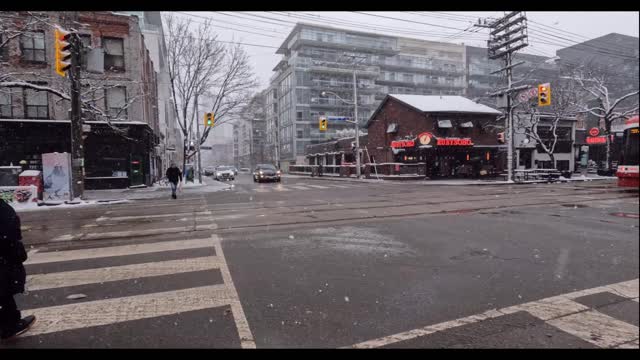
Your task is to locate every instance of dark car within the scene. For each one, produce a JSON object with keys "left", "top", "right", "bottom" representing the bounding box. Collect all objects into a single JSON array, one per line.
[{"left": 253, "top": 164, "right": 281, "bottom": 183}]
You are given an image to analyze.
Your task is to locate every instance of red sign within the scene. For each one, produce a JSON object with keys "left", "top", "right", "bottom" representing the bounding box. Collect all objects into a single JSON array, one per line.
[
  {"left": 586, "top": 136, "right": 607, "bottom": 144},
  {"left": 589, "top": 127, "right": 600, "bottom": 137},
  {"left": 436, "top": 138, "right": 474, "bottom": 146},
  {"left": 391, "top": 139, "right": 415, "bottom": 148}
]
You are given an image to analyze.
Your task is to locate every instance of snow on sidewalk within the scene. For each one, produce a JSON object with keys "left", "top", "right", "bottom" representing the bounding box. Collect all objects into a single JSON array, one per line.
[{"left": 13, "top": 179, "right": 231, "bottom": 212}]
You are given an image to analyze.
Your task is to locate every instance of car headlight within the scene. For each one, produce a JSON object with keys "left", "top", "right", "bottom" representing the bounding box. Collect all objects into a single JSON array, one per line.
[
  {"left": 276, "top": 170, "right": 282, "bottom": 175},
  {"left": 216, "top": 172, "right": 222, "bottom": 176},
  {"left": 259, "top": 171, "right": 263, "bottom": 175}
]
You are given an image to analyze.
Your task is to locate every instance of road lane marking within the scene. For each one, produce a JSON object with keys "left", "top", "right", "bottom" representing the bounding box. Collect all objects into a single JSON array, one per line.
[
  {"left": 254, "top": 188, "right": 270, "bottom": 193},
  {"left": 306, "top": 185, "right": 329, "bottom": 189},
  {"left": 547, "top": 309, "right": 639, "bottom": 348},
  {"left": 26, "top": 256, "right": 220, "bottom": 291},
  {"left": 49, "top": 224, "right": 217, "bottom": 242},
  {"left": 291, "top": 185, "right": 310, "bottom": 190},
  {"left": 348, "top": 278, "right": 639, "bottom": 349},
  {"left": 211, "top": 235, "right": 256, "bottom": 349},
  {"left": 273, "top": 187, "right": 290, "bottom": 192},
  {"left": 26, "top": 238, "right": 214, "bottom": 265},
  {"left": 97, "top": 211, "right": 212, "bottom": 221},
  {"left": 22, "top": 285, "right": 233, "bottom": 337}
]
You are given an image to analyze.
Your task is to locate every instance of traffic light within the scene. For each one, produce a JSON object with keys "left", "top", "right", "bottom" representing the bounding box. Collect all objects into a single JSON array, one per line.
[
  {"left": 204, "top": 113, "right": 214, "bottom": 127},
  {"left": 54, "top": 27, "right": 72, "bottom": 77},
  {"left": 319, "top": 117, "right": 327, "bottom": 131},
  {"left": 538, "top": 83, "right": 551, "bottom": 107},
  {"left": 497, "top": 132, "right": 505, "bottom": 143}
]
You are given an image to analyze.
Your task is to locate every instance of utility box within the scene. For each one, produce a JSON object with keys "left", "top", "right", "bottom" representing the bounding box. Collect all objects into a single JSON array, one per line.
[
  {"left": 19, "top": 170, "right": 43, "bottom": 200},
  {"left": 0, "top": 166, "right": 21, "bottom": 186}
]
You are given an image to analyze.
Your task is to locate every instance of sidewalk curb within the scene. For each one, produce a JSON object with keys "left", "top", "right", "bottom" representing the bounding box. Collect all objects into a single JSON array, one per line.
[{"left": 285, "top": 173, "right": 618, "bottom": 186}]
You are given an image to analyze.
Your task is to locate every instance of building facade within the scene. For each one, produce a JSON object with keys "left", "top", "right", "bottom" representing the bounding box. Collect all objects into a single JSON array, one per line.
[
  {"left": 269, "top": 23, "right": 468, "bottom": 169},
  {"left": 120, "top": 11, "right": 183, "bottom": 175},
  {"left": 365, "top": 95, "right": 504, "bottom": 178},
  {"left": 0, "top": 11, "right": 164, "bottom": 189}
]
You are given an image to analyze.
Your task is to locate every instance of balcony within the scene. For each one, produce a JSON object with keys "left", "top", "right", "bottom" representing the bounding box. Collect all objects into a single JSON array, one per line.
[
  {"left": 309, "top": 80, "right": 379, "bottom": 93},
  {"left": 307, "top": 62, "right": 380, "bottom": 78},
  {"left": 291, "top": 37, "right": 398, "bottom": 55},
  {"left": 376, "top": 78, "right": 466, "bottom": 90}
]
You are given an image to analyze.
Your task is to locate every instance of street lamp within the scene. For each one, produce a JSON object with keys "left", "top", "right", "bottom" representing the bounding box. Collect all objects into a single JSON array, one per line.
[{"left": 320, "top": 89, "right": 362, "bottom": 178}]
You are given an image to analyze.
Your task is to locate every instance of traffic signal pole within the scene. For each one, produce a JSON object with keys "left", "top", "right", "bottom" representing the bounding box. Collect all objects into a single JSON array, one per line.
[
  {"left": 195, "top": 93, "right": 203, "bottom": 184},
  {"left": 68, "top": 33, "right": 84, "bottom": 200}
]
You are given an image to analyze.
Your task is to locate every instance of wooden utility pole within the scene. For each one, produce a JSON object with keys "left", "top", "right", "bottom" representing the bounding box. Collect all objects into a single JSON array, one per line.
[{"left": 475, "top": 12, "right": 530, "bottom": 183}]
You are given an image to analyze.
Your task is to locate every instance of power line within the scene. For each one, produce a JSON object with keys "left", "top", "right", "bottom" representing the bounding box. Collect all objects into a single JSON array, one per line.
[{"left": 175, "top": 12, "right": 289, "bottom": 35}]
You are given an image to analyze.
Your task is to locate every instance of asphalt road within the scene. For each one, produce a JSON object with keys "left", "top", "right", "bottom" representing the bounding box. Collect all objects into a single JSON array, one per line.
[{"left": 3, "top": 175, "right": 638, "bottom": 348}]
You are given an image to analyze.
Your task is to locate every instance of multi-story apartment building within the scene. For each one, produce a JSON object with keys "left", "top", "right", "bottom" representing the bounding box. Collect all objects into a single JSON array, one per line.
[
  {"left": 232, "top": 119, "right": 251, "bottom": 169},
  {"left": 0, "top": 11, "right": 167, "bottom": 189},
  {"left": 121, "top": 11, "right": 183, "bottom": 175},
  {"left": 269, "top": 23, "right": 475, "bottom": 168}
]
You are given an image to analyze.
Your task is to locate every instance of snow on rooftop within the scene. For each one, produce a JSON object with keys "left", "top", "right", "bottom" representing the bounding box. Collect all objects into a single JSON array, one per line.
[
  {"left": 20, "top": 170, "right": 41, "bottom": 176},
  {"left": 389, "top": 94, "right": 501, "bottom": 115}
]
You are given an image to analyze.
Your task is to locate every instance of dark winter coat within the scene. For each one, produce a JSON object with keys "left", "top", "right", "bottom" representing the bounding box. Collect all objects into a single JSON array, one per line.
[
  {"left": 0, "top": 199, "right": 28, "bottom": 297},
  {"left": 166, "top": 167, "right": 182, "bottom": 184}
]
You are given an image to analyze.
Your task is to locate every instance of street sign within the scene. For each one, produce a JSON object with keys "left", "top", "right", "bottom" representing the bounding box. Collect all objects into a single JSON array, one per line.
[{"left": 327, "top": 116, "right": 350, "bottom": 121}]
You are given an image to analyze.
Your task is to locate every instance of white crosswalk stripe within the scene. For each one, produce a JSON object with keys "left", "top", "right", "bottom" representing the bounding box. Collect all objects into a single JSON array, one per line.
[
  {"left": 21, "top": 235, "right": 256, "bottom": 348},
  {"left": 350, "top": 278, "right": 639, "bottom": 349},
  {"left": 306, "top": 184, "right": 329, "bottom": 189},
  {"left": 251, "top": 183, "right": 366, "bottom": 193}
]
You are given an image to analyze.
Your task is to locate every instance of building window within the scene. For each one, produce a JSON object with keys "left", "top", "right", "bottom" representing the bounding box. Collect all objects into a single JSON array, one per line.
[
  {"left": 103, "top": 37, "right": 125, "bottom": 71},
  {"left": 105, "top": 86, "right": 127, "bottom": 120},
  {"left": 0, "top": 92, "right": 12, "bottom": 118},
  {"left": 296, "top": 111, "right": 303, "bottom": 121},
  {"left": 20, "top": 31, "right": 45, "bottom": 62},
  {"left": 403, "top": 73, "right": 413, "bottom": 83},
  {"left": 0, "top": 34, "right": 7, "bottom": 60},
  {"left": 23, "top": 88, "right": 49, "bottom": 119}
]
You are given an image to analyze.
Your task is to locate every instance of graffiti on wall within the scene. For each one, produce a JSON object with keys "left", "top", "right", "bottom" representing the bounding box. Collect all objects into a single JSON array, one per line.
[{"left": 0, "top": 186, "right": 38, "bottom": 207}]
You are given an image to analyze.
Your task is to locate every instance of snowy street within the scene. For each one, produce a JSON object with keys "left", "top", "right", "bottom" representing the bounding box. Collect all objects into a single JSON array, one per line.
[{"left": 5, "top": 175, "right": 638, "bottom": 348}]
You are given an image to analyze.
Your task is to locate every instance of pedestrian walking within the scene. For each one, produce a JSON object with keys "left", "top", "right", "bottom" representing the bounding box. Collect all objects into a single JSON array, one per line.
[
  {"left": 166, "top": 163, "right": 182, "bottom": 199},
  {"left": 1, "top": 199, "right": 36, "bottom": 341}
]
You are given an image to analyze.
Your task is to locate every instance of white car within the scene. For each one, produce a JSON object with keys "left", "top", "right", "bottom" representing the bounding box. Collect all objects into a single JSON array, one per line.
[{"left": 214, "top": 166, "right": 235, "bottom": 181}]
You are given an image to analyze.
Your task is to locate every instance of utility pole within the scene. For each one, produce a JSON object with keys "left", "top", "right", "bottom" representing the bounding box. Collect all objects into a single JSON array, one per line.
[
  {"left": 67, "top": 32, "right": 84, "bottom": 199},
  {"left": 475, "top": 12, "right": 529, "bottom": 183},
  {"left": 194, "top": 93, "right": 203, "bottom": 184},
  {"left": 353, "top": 68, "right": 361, "bottom": 178}
]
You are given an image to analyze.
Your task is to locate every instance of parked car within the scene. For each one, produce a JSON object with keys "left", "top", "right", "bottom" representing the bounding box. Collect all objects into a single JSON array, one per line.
[
  {"left": 204, "top": 166, "right": 216, "bottom": 176},
  {"left": 214, "top": 166, "right": 235, "bottom": 181},
  {"left": 253, "top": 164, "right": 281, "bottom": 183},
  {"left": 232, "top": 167, "right": 238, "bottom": 175}
]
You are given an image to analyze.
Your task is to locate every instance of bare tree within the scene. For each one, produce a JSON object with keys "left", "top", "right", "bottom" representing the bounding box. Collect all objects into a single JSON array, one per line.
[
  {"left": 164, "top": 15, "right": 257, "bottom": 170},
  {"left": 568, "top": 64, "right": 639, "bottom": 169},
  {"left": 513, "top": 81, "right": 580, "bottom": 170}
]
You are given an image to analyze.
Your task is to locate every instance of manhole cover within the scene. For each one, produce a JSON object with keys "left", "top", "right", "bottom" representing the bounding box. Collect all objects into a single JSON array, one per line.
[
  {"left": 610, "top": 212, "right": 640, "bottom": 218},
  {"left": 562, "top": 204, "right": 589, "bottom": 208}
]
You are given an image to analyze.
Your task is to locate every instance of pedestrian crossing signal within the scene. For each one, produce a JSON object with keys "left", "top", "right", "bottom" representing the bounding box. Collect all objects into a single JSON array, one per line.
[
  {"left": 538, "top": 83, "right": 551, "bottom": 107},
  {"left": 204, "top": 113, "right": 214, "bottom": 127},
  {"left": 319, "top": 117, "right": 327, "bottom": 131}
]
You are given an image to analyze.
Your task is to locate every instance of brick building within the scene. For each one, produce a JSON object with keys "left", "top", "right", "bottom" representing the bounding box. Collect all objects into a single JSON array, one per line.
[
  {"left": 0, "top": 11, "right": 164, "bottom": 189},
  {"left": 365, "top": 94, "right": 504, "bottom": 178}
]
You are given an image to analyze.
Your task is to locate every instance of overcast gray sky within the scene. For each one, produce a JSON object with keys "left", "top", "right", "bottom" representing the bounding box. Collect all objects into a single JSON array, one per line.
[{"left": 174, "top": 11, "right": 639, "bottom": 90}]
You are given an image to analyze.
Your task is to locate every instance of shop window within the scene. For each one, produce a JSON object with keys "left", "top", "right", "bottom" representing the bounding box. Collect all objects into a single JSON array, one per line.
[
  {"left": 0, "top": 92, "right": 12, "bottom": 118},
  {"left": 103, "top": 37, "right": 125, "bottom": 71},
  {"left": 386, "top": 123, "right": 398, "bottom": 134},
  {"left": 556, "top": 160, "right": 570, "bottom": 171},
  {"left": 23, "top": 87, "right": 49, "bottom": 119},
  {"left": 20, "top": 31, "right": 46, "bottom": 62}
]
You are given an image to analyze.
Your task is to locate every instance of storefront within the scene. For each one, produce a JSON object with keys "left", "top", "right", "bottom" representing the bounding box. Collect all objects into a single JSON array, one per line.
[
  {"left": 0, "top": 120, "right": 157, "bottom": 189},
  {"left": 365, "top": 94, "right": 505, "bottom": 179},
  {"left": 389, "top": 132, "right": 503, "bottom": 178}
]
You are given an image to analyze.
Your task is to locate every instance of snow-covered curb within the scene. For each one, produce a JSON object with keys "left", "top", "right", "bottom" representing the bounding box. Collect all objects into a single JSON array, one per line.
[
  {"left": 284, "top": 174, "right": 384, "bottom": 183},
  {"left": 14, "top": 199, "right": 131, "bottom": 212}
]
